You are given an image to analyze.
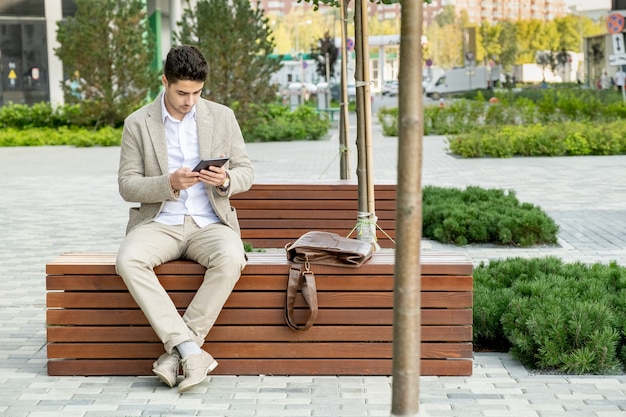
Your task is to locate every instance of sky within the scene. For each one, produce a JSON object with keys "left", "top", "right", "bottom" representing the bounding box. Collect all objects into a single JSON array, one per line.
[{"left": 564, "top": 0, "right": 611, "bottom": 11}]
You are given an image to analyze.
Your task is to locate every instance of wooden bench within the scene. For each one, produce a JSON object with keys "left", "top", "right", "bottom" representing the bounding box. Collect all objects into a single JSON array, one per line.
[
  {"left": 231, "top": 181, "right": 396, "bottom": 249},
  {"left": 46, "top": 251, "right": 473, "bottom": 377}
]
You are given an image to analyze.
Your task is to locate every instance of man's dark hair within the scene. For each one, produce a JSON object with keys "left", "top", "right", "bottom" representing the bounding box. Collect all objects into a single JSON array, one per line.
[{"left": 164, "top": 45, "right": 208, "bottom": 83}]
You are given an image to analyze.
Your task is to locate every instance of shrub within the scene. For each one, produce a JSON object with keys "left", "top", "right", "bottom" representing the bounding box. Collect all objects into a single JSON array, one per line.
[
  {"left": 0, "top": 101, "right": 330, "bottom": 145},
  {"left": 422, "top": 186, "right": 558, "bottom": 246},
  {"left": 380, "top": 87, "right": 626, "bottom": 159},
  {"left": 448, "top": 121, "right": 626, "bottom": 158},
  {"left": 474, "top": 257, "right": 626, "bottom": 374},
  {"left": 238, "top": 103, "right": 330, "bottom": 142},
  {"left": 0, "top": 126, "right": 122, "bottom": 147}
]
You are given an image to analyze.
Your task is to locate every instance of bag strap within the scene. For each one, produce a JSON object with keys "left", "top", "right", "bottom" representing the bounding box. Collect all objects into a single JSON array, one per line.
[{"left": 284, "top": 261, "right": 318, "bottom": 331}]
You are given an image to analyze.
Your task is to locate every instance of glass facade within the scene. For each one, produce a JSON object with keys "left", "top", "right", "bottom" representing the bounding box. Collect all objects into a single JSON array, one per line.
[
  {"left": 0, "top": 20, "right": 49, "bottom": 105},
  {"left": 0, "top": 0, "right": 76, "bottom": 106}
]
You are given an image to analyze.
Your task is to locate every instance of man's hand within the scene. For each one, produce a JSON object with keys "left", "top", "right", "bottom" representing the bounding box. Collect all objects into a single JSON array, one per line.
[
  {"left": 169, "top": 168, "right": 201, "bottom": 191},
  {"left": 197, "top": 164, "right": 228, "bottom": 187},
  {"left": 169, "top": 164, "right": 228, "bottom": 191}
]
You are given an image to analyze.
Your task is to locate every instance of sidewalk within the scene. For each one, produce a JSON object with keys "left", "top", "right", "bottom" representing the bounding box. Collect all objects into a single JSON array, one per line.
[{"left": 0, "top": 116, "right": 625, "bottom": 416}]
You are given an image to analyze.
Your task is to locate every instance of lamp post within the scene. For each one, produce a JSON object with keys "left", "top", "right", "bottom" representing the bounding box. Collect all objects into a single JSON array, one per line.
[
  {"left": 569, "top": 4, "right": 584, "bottom": 85},
  {"left": 293, "top": 19, "right": 312, "bottom": 103},
  {"left": 294, "top": 19, "right": 312, "bottom": 83}
]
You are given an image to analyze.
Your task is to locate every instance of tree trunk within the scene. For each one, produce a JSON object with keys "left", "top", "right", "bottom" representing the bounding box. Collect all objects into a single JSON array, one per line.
[
  {"left": 353, "top": 0, "right": 378, "bottom": 251},
  {"left": 338, "top": 0, "right": 351, "bottom": 180},
  {"left": 391, "top": 0, "right": 425, "bottom": 416}
]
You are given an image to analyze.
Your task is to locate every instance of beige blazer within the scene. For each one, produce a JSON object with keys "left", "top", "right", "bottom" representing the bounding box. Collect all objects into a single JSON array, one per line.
[{"left": 118, "top": 94, "right": 254, "bottom": 235}]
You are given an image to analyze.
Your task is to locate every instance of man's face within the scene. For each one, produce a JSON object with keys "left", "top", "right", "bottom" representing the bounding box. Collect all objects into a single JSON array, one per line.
[{"left": 162, "top": 75, "right": 204, "bottom": 120}]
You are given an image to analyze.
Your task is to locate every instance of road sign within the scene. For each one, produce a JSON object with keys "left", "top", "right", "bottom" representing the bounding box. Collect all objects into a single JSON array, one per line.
[
  {"left": 613, "top": 33, "right": 626, "bottom": 54},
  {"left": 609, "top": 54, "right": 626, "bottom": 66},
  {"left": 608, "top": 12, "right": 625, "bottom": 34},
  {"left": 346, "top": 38, "right": 354, "bottom": 52}
]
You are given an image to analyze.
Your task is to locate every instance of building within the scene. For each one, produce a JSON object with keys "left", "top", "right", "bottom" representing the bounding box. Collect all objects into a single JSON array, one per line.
[
  {"left": 1, "top": 0, "right": 403, "bottom": 107},
  {"left": 424, "top": 0, "right": 569, "bottom": 26},
  {"left": 0, "top": 0, "right": 609, "bottom": 107},
  {"left": 0, "top": 1, "right": 77, "bottom": 106}
]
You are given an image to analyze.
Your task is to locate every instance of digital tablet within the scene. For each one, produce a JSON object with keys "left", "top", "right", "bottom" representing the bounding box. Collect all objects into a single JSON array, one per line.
[{"left": 192, "top": 157, "right": 229, "bottom": 172}]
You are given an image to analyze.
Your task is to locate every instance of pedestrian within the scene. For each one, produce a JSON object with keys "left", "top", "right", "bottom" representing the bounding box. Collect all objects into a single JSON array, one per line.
[
  {"left": 115, "top": 45, "right": 254, "bottom": 392},
  {"left": 614, "top": 67, "right": 626, "bottom": 92},
  {"left": 600, "top": 69, "right": 611, "bottom": 90}
]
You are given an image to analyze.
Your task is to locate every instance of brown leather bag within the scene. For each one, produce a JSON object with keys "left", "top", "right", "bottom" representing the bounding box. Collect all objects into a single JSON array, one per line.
[{"left": 284, "top": 231, "right": 373, "bottom": 330}]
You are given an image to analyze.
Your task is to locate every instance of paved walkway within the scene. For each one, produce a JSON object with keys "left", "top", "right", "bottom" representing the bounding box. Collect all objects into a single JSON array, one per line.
[{"left": 0, "top": 113, "right": 625, "bottom": 416}]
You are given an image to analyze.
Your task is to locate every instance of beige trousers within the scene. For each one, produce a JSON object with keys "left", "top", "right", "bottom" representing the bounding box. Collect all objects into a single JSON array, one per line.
[{"left": 115, "top": 216, "right": 246, "bottom": 354}]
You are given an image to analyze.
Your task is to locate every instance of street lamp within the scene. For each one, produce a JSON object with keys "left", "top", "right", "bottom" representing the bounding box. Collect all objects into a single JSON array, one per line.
[
  {"left": 569, "top": 4, "right": 584, "bottom": 84},
  {"left": 294, "top": 19, "right": 312, "bottom": 83},
  {"left": 294, "top": 19, "right": 312, "bottom": 102}
]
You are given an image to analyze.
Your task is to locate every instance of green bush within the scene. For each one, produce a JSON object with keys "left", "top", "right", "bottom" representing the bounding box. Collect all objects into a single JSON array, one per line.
[
  {"left": 0, "top": 126, "right": 122, "bottom": 147},
  {"left": 449, "top": 120, "right": 626, "bottom": 158},
  {"left": 0, "top": 101, "right": 330, "bottom": 146},
  {"left": 198, "top": 102, "right": 329, "bottom": 142},
  {"left": 379, "top": 87, "right": 626, "bottom": 159},
  {"left": 422, "top": 186, "right": 558, "bottom": 246},
  {"left": 474, "top": 257, "right": 626, "bottom": 374}
]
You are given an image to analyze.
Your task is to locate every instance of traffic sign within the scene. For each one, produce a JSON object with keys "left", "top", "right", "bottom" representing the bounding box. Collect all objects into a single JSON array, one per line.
[
  {"left": 608, "top": 12, "right": 625, "bottom": 34},
  {"left": 346, "top": 38, "right": 354, "bottom": 52},
  {"left": 609, "top": 54, "right": 626, "bottom": 66},
  {"left": 613, "top": 33, "right": 626, "bottom": 54}
]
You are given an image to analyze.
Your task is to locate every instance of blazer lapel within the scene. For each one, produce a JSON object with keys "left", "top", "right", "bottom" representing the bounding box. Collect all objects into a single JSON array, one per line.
[
  {"left": 196, "top": 99, "right": 214, "bottom": 158},
  {"left": 145, "top": 95, "right": 169, "bottom": 174}
]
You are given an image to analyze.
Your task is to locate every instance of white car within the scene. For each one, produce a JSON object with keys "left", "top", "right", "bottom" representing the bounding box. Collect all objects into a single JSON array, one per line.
[{"left": 381, "top": 80, "right": 399, "bottom": 96}]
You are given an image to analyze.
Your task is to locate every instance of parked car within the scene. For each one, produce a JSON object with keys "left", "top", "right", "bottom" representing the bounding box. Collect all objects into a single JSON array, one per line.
[{"left": 381, "top": 80, "right": 399, "bottom": 96}]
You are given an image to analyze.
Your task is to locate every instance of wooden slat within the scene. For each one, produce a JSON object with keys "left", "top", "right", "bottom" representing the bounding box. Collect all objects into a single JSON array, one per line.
[
  {"left": 47, "top": 325, "right": 472, "bottom": 343},
  {"left": 237, "top": 209, "right": 396, "bottom": 220},
  {"left": 47, "top": 290, "right": 471, "bottom": 310},
  {"left": 46, "top": 273, "right": 472, "bottom": 292},
  {"left": 46, "top": 252, "right": 473, "bottom": 276},
  {"left": 47, "top": 308, "right": 472, "bottom": 326},
  {"left": 46, "top": 341, "right": 471, "bottom": 360},
  {"left": 46, "top": 358, "right": 472, "bottom": 377}
]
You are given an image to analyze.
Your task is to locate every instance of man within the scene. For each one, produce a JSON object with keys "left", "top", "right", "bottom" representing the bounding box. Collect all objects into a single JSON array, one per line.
[
  {"left": 614, "top": 67, "right": 626, "bottom": 93},
  {"left": 116, "top": 45, "right": 254, "bottom": 392}
]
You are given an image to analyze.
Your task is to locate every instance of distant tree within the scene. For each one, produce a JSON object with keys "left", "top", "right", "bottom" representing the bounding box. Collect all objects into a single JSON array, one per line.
[
  {"left": 176, "top": 0, "right": 283, "bottom": 127},
  {"left": 498, "top": 21, "right": 518, "bottom": 72},
  {"left": 478, "top": 22, "right": 502, "bottom": 65},
  {"left": 55, "top": 0, "right": 159, "bottom": 128},
  {"left": 436, "top": 5, "right": 456, "bottom": 27},
  {"left": 314, "top": 31, "right": 339, "bottom": 82}
]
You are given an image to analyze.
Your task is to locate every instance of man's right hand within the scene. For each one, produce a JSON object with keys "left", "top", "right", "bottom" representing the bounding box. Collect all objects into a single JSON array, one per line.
[{"left": 169, "top": 168, "right": 201, "bottom": 191}]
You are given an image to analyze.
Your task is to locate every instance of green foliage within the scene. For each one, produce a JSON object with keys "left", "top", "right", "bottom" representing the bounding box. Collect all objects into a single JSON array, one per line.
[
  {"left": 0, "top": 126, "right": 121, "bottom": 147},
  {"left": 0, "top": 101, "right": 329, "bottom": 145},
  {"left": 448, "top": 120, "right": 626, "bottom": 158},
  {"left": 380, "top": 88, "right": 626, "bottom": 159},
  {"left": 177, "top": 0, "right": 283, "bottom": 128},
  {"left": 0, "top": 102, "right": 97, "bottom": 129},
  {"left": 55, "top": 0, "right": 160, "bottom": 128},
  {"left": 474, "top": 258, "right": 626, "bottom": 374},
  {"left": 242, "top": 104, "right": 331, "bottom": 142},
  {"left": 422, "top": 186, "right": 558, "bottom": 246},
  {"left": 378, "top": 87, "right": 626, "bottom": 158}
]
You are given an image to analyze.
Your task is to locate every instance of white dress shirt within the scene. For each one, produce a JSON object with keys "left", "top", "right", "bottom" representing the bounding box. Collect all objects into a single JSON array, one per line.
[{"left": 154, "top": 94, "right": 220, "bottom": 227}]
